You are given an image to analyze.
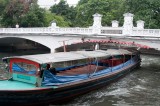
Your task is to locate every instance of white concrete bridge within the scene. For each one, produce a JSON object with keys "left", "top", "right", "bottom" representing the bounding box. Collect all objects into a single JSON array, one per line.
[{"left": 0, "top": 13, "right": 160, "bottom": 52}]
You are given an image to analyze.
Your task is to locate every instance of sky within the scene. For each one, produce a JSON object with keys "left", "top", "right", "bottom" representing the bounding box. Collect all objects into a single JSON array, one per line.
[{"left": 38, "top": 0, "right": 80, "bottom": 8}]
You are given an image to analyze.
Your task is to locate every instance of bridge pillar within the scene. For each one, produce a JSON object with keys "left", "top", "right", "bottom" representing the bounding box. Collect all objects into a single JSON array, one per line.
[
  {"left": 123, "top": 13, "right": 134, "bottom": 35},
  {"left": 50, "top": 48, "right": 56, "bottom": 53},
  {"left": 92, "top": 13, "right": 102, "bottom": 34}
]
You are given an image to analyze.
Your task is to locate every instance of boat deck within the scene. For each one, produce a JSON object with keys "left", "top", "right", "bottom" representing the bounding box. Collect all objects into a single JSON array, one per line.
[
  {"left": 58, "top": 65, "right": 106, "bottom": 75},
  {"left": 0, "top": 80, "right": 36, "bottom": 90}
]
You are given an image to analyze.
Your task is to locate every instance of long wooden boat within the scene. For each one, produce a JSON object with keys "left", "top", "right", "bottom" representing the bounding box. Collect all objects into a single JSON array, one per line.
[{"left": 0, "top": 49, "right": 141, "bottom": 106}]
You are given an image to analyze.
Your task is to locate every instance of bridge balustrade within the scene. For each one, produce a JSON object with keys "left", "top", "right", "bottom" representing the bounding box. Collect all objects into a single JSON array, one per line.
[
  {"left": 0, "top": 27, "right": 94, "bottom": 35},
  {"left": 53, "top": 28, "right": 93, "bottom": 34},
  {"left": 100, "top": 27, "right": 123, "bottom": 36},
  {"left": 0, "top": 27, "right": 53, "bottom": 34},
  {"left": 0, "top": 27, "right": 160, "bottom": 37},
  {"left": 132, "top": 29, "right": 160, "bottom": 37}
]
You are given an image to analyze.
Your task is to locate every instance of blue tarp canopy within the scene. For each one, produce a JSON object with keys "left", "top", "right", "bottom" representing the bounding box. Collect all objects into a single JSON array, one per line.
[{"left": 42, "top": 56, "right": 137, "bottom": 86}]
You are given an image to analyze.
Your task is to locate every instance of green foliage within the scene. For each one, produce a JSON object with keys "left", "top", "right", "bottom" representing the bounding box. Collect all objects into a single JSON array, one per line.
[
  {"left": 1, "top": 0, "right": 28, "bottom": 27},
  {"left": 0, "top": 0, "right": 46, "bottom": 27},
  {"left": 0, "top": 0, "right": 9, "bottom": 16},
  {"left": 124, "top": 0, "right": 160, "bottom": 28},
  {"left": 44, "top": 11, "right": 69, "bottom": 27},
  {"left": 75, "top": 0, "right": 125, "bottom": 27},
  {"left": 20, "top": 4, "right": 46, "bottom": 27},
  {"left": 50, "top": 0, "right": 69, "bottom": 16},
  {"left": 77, "top": 0, "right": 88, "bottom": 5},
  {"left": 49, "top": 0, "right": 77, "bottom": 27},
  {"left": 75, "top": 0, "right": 159, "bottom": 28}
]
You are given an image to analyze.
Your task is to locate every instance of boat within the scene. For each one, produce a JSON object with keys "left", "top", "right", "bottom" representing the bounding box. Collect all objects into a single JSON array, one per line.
[{"left": 0, "top": 49, "right": 141, "bottom": 106}]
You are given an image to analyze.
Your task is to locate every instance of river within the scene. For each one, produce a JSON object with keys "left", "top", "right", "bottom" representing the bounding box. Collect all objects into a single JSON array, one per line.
[{"left": 0, "top": 52, "right": 160, "bottom": 106}]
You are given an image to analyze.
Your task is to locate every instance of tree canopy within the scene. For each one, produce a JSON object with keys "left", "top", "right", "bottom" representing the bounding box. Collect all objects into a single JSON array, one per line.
[
  {"left": 0, "top": 0, "right": 43, "bottom": 27},
  {"left": 20, "top": 3, "right": 46, "bottom": 27},
  {"left": 124, "top": 0, "right": 160, "bottom": 28},
  {"left": 0, "top": 0, "right": 9, "bottom": 16},
  {"left": 44, "top": 11, "right": 70, "bottom": 27},
  {"left": 75, "top": 0, "right": 125, "bottom": 27},
  {"left": 50, "top": 0, "right": 77, "bottom": 26}
]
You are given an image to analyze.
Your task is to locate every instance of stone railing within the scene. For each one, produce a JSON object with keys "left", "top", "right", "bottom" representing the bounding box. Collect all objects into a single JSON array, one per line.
[
  {"left": 0, "top": 27, "right": 160, "bottom": 37},
  {"left": 0, "top": 27, "right": 52, "bottom": 34},
  {"left": 53, "top": 27, "right": 93, "bottom": 34},
  {"left": 0, "top": 27, "right": 94, "bottom": 35},
  {"left": 0, "top": 27, "right": 123, "bottom": 35},
  {"left": 101, "top": 27, "right": 123, "bottom": 36},
  {"left": 132, "top": 29, "right": 160, "bottom": 37}
]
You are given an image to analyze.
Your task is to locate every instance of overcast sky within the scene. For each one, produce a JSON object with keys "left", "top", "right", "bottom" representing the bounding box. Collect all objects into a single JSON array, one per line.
[{"left": 38, "top": 0, "right": 80, "bottom": 8}]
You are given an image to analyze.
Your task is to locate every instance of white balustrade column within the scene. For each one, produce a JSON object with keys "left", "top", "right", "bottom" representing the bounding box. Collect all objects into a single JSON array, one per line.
[
  {"left": 16, "top": 24, "right": 19, "bottom": 28},
  {"left": 50, "top": 20, "right": 57, "bottom": 31},
  {"left": 112, "top": 20, "right": 119, "bottom": 27},
  {"left": 123, "top": 13, "right": 134, "bottom": 35},
  {"left": 137, "top": 20, "right": 145, "bottom": 29},
  {"left": 92, "top": 13, "right": 102, "bottom": 34}
]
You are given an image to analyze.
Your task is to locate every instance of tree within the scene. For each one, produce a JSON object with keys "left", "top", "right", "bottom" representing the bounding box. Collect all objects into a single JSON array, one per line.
[
  {"left": 75, "top": 0, "right": 125, "bottom": 27},
  {"left": 124, "top": 0, "right": 160, "bottom": 28},
  {"left": 1, "top": 0, "right": 32, "bottom": 27},
  {"left": 50, "top": 0, "right": 77, "bottom": 27},
  {"left": 20, "top": 3, "right": 46, "bottom": 27},
  {"left": 77, "top": 0, "right": 88, "bottom": 5},
  {"left": 0, "top": 0, "right": 9, "bottom": 27},
  {"left": 44, "top": 11, "right": 70, "bottom": 27},
  {"left": 1, "top": 0, "right": 46, "bottom": 27},
  {"left": 0, "top": 0, "right": 9, "bottom": 16}
]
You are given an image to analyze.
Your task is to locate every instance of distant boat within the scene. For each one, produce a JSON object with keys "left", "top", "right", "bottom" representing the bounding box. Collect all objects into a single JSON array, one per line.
[{"left": 0, "top": 49, "right": 141, "bottom": 106}]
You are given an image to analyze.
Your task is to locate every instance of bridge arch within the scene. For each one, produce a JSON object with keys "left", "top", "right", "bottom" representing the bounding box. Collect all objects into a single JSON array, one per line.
[
  {"left": 0, "top": 35, "right": 83, "bottom": 53},
  {"left": 0, "top": 36, "right": 50, "bottom": 52}
]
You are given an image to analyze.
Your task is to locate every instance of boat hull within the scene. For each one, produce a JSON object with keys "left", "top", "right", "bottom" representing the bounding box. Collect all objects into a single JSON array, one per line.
[{"left": 0, "top": 61, "right": 140, "bottom": 106}]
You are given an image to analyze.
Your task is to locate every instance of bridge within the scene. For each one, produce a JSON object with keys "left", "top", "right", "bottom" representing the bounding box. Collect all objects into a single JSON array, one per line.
[{"left": 0, "top": 13, "right": 160, "bottom": 53}]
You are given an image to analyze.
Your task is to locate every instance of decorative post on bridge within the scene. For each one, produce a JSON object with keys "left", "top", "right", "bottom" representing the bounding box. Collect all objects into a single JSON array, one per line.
[
  {"left": 112, "top": 20, "right": 119, "bottom": 27},
  {"left": 15, "top": 23, "right": 19, "bottom": 28},
  {"left": 123, "top": 13, "right": 134, "bottom": 35},
  {"left": 50, "top": 20, "right": 57, "bottom": 30},
  {"left": 92, "top": 13, "right": 102, "bottom": 35},
  {"left": 136, "top": 20, "right": 145, "bottom": 29}
]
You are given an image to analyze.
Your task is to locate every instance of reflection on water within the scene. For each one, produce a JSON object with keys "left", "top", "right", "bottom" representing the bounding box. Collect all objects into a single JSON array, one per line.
[{"left": 0, "top": 52, "right": 160, "bottom": 106}]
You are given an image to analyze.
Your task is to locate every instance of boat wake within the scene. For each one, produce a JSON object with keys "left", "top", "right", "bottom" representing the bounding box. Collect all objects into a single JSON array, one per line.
[{"left": 130, "top": 85, "right": 146, "bottom": 91}]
